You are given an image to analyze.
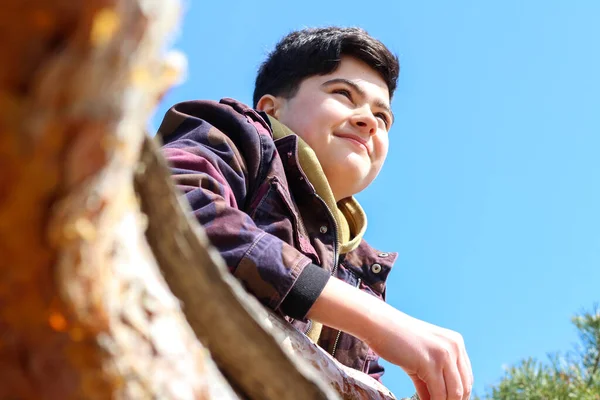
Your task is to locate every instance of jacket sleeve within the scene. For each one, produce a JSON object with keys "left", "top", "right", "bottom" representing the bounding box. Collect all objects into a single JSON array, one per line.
[{"left": 159, "top": 100, "right": 329, "bottom": 318}]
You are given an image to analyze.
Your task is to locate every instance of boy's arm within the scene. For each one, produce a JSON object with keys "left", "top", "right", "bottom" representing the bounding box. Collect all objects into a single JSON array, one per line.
[
  {"left": 160, "top": 101, "right": 329, "bottom": 320},
  {"left": 308, "top": 277, "right": 474, "bottom": 400}
]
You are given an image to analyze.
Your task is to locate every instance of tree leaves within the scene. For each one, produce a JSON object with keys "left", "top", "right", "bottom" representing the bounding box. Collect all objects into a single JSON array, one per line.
[{"left": 476, "top": 305, "right": 600, "bottom": 400}]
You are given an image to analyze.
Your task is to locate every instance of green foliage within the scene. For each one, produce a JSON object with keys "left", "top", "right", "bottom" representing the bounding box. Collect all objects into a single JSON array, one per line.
[{"left": 476, "top": 306, "right": 600, "bottom": 400}]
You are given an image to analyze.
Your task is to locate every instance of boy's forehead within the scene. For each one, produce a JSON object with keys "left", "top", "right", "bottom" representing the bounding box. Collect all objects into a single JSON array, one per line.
[{"left": 307, "top": 57, "right": 392, "bottom": 104}]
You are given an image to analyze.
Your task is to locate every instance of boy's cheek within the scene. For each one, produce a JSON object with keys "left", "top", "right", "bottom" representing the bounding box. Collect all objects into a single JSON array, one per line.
[{"left": 374, "top": 138, "right": 390, "bottom": 161}]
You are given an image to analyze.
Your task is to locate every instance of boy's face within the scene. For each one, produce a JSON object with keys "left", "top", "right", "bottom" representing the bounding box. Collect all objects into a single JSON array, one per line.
[{"left": 258, "top": 56, "right": 393, "bottom": 201}]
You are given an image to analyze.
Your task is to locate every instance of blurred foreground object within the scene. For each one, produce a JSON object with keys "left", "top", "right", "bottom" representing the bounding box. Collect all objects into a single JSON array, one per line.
[{"left": 0, "top": 1, "right": 409, "bottom": 399}]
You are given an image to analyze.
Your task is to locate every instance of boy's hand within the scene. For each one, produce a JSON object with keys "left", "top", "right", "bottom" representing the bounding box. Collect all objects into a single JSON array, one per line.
[
  {"left": 364, "top": 307, "right": 473, "bottom": 400},
  {"left": 307, "top": 277, "right": 473, "bottom": 400}
]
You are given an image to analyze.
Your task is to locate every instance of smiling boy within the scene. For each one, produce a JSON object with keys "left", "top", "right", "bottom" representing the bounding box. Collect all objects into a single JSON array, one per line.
[{"left": 159, "top": 27, "right": 473, "bottom": 400}]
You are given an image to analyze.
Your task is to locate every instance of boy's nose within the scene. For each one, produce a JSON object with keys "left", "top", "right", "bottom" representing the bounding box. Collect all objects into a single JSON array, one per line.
[
  {"left": 355, "top": 120, "right": 376, "bottom": 136},
  {"left": 351, "top": 108, "right": 378, "bottom": 136}
]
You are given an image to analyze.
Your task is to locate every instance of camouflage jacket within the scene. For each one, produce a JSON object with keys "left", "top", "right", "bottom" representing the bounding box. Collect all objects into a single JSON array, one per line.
[{"left": 159, "top": 98, "right": 398, "bottom": 380}]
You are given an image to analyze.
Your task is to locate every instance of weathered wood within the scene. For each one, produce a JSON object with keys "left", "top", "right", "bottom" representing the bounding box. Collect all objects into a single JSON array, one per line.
[
  {"left": 264, "top": 312, "right": 397, "bottom": 400},
  {"left": 135, "top": 135, "right": 399, "bottom": 400},
  {"left": 0, "top": 1, "right": 231, "bottom": 398}
]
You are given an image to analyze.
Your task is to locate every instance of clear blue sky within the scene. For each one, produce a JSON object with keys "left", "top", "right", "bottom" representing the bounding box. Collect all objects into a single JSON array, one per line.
[{"left": 152, "top": 1, "right": 600, "bottom": 397}]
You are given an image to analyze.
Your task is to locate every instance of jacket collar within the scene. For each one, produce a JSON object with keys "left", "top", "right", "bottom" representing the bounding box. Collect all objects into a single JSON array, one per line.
[{"left": 266, "top": 115, "right": 367, "bottom": 254}]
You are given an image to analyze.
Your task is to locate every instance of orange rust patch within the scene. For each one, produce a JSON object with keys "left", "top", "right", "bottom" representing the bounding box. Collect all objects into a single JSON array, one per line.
[{"left": 49, "top": 312, "right": 68, "bottom": 332}]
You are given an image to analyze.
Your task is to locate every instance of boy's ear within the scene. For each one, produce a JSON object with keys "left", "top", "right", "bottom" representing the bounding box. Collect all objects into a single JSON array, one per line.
[{"left": 255, "top": 95, "right": 282, "bottom": 118}]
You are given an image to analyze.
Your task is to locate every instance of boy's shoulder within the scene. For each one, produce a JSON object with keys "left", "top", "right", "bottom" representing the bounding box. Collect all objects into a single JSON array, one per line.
[
  {"left": 158, "top": 98, "right": 273, "bottom": 145},
  {"left": 158, "top": 98, "right": 280, "bottom": 197}
]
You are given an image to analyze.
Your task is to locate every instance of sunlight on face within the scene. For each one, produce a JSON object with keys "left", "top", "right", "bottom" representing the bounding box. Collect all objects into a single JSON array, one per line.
[{"left": 272, "top": 56, "right": 392, "bottom": 200}]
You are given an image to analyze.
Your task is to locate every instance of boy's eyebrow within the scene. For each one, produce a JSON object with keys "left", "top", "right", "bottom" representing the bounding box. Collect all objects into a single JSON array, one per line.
[{"left": 321, "top": 78, "right": 395, "bottom": 124}]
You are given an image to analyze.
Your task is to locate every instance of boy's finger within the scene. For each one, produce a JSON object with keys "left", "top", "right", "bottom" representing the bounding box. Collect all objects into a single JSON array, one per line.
[
  {"left": 442, "top": 364, "right": 463, "bottom": 400},
  {"left": 457, "top": 355, "right": 471, "bottom": 400},
  {"left": 464, "top": 348, "right": 474, "bottom": 387},
  {"left": 410, "top": 377, "right": 431, "bottom": 400},
  {"left": 426, "top": 370, "right": 448, "bottom": 400}
]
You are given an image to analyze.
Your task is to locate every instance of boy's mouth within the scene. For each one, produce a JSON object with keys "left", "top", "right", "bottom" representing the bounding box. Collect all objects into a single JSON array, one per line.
[{"left": 333, "top": 133, "right": 371, "bottom": 155}]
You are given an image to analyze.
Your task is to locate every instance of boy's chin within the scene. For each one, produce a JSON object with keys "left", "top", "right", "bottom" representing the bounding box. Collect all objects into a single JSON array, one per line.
[
  {"left": 343, "top": 161, "right": 372, "bottom": 183},
  {"left": 324, "top": 155, "right": 375, "bottom": 191},
  {"left": 329, "top": 167, "right": 373, "bottom": 198}
]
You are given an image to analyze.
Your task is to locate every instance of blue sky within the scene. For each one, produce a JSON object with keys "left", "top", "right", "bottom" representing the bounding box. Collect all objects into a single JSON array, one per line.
[{"left": 152, "top": 1, "right": 600, "bottom": 397}]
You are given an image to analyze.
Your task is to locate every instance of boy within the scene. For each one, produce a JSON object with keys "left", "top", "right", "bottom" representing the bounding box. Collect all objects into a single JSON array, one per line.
[{"left": 159, "top": 27, "right": 473, "bottom": 400}]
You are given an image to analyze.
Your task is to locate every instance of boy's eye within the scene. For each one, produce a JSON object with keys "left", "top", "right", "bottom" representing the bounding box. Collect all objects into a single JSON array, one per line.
[
  {"left": 333, "top": 88, "right": 353, "bottom": 100},
  {"left": 375, "top": 113, "right": 390, "bottom": 129}
]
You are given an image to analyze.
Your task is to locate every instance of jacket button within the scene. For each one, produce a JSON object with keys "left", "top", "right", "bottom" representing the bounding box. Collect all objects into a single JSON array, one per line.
[
  {"left": 371, "top": 263, "right": 382, "bottom": 274},
  {"left": 319, "top": 225, "right": 328, "bottom": 234},
  {"left": 378, "top": 252, "right": 389, "bottom": 257}
]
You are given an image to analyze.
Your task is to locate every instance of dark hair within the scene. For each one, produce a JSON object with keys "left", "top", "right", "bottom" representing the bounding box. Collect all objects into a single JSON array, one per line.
[{"left": 253, "top": 27, "right": 399, "bottom": 107}]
